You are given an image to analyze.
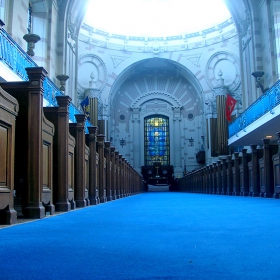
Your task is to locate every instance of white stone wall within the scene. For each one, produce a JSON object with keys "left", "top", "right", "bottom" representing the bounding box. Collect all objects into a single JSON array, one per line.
[{"left": 77, "top": 24, "right": 240, "bottom": 175}]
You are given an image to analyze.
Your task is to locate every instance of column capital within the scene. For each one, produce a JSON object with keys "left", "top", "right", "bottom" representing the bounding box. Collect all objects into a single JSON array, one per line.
[
  {"left": 75, "top": 114, "right": 87, "bottom": 124},
  {"left": 105, "top": 141, "right": 111, "bottom": 151},
  {"left": 88, "top": 126, "right": 98, "bottom": 136},
  {"left": 56, "top": 95, "right": 72, "bottom": 108},
  {"left": 97, "top": 134, "right": 106, "bottom": 142}
]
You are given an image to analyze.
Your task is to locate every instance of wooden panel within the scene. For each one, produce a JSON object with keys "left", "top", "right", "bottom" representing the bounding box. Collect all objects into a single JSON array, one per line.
[
  {"left": 248, "top": 169, "right": 252, "bottom": 189},
  {"left": 68, "top": 152, "right": 74, "bottom": 190},
  {"left": 43, "top": 143, "right": 49, "bottom": 189},
  {"left": 0, "top": 125, "right": 7, "bottom": 186},
  {"left": 274, "top": 164, "right": 280, "bottom": 193},
  {"left": 85, "top": 159, "right": 89, "bottom": 189}
]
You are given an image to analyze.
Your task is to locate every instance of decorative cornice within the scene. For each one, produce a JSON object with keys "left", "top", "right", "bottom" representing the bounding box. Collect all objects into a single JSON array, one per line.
[{"left": 79, "top": 19, "right": 237, "bottom": 53}]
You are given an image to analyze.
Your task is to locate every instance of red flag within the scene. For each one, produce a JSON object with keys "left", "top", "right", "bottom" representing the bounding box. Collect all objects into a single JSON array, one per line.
[{"left": 225, "top": 94, "right": 236, "bottom": 121}]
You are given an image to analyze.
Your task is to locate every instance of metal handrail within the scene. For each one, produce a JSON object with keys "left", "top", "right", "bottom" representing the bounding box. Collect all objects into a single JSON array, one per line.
[
  {"left": 229, "top": 80, "right": 280, "bottom": 138},
  {"left": 0, "top": 27, "right": 91, "bottom": 133}
]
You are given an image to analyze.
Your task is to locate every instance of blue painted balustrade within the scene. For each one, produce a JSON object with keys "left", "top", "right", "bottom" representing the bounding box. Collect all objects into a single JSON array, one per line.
[
  {"left": 0, "top": 26, "right": 91, "bottom": 133},
  {"left": 229, "top": 80, "right": 280, "bottom": 138}
]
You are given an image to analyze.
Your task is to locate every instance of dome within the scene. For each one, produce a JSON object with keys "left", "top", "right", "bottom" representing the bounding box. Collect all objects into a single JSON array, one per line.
[{"left": 84, "top": 0, "right": 231, "bottom": 37}]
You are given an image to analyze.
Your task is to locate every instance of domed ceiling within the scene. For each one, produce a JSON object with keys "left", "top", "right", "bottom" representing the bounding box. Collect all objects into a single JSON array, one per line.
[{"left": 84, "top": 0, "right": 231, "bottom": 37}]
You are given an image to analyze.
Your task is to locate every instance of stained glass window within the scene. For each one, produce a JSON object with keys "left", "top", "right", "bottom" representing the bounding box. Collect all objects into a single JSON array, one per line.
[{"left": 144, "top": 115, "right": 170, "bottom": 165}]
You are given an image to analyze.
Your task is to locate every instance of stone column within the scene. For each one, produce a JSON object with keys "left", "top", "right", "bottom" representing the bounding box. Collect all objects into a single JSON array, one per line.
[
  {"left": 213, "top": 71, "right": 229, "bottom": 156},
  {"left": 69, "top": 114, "right": 87, "bottom": 208},
  {"left": 105, "top": 141, "right": 112, "bottom": 201},
  {"left": 97, "top": 135, "right": 106, "bottom": 203},
  {"left": 87, "top": 126, "right": 99, "bottom": 205}
]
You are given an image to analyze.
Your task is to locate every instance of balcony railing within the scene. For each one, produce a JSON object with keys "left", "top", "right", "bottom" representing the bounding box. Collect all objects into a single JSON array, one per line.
[
  {"left": 0, "top": 25, "right": 91, "bottom": 133},
  {"left": 229, "top": 80, "right": 280, "bottom": 138}
]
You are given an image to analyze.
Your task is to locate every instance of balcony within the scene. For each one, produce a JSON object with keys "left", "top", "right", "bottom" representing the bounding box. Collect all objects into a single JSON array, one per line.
[
  {"left": 0, "top": 23, "right": 92, "bottom": 133},
  {"left": 228, "top": 79, "right": 280, "bottom": 146}
]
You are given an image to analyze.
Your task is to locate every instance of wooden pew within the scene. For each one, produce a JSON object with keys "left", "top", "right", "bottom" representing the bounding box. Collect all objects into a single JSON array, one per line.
[
  {"left": 115, "top": 150, "right": 120, "bottom": 198},
  {"left": 110, "top": 146, "right": 116, "bottom": 200},
  {"left": 85, "top": 145, "right": 90, "bottom": 205},
  {"left": 0, "top": 86, "right": 19, "bottom": 224},
  {"left": 97, "top": 135, "right": 106, "bottom": 203},
  {"left": 69, "top": 114, "right": 88, "bottom": 207},
  {"left": 272, "top": 132, "right": 280, "bottom": 198},
  {"left": 259, "top": 139, "right": 277, "bottom": 198},
  {"left": 211, "top": 163, "right": 217, "bottom": 194},
  {"left": 42, "top": 110, "right": 55, "bottom": 214},
  {"left": 232, "top": 152, "right": 241, "bottom": 196},
  {"left": 105, "top": 141, "right": 112, "bottom": 201},
  {"left": 0, "top": 67, "right": 55, "bottom": 218},
  {"left": 216, "top": 160, "right": 222, "bottom": 194},
  {"left": 43, "top": 96, "right": 76, "bottom": 211},
  {"left": 86, "top": 126, "right": 99, "bottom": 205},
  {"left": 226, "top": 155, "right": 233, "bottom": 195},
  {"left": 248, "top": 144, "right": 262, "bottom": 197},
  {"left": 118, "top": 154, "right": 123, "bottom": 197},
  {"left": 220, "top": 158, "right": 227, "bottom": 195},
  {"left": 240, "top": 149, "right": 249, "bottom": 196},
  {"left": 207, "top": 165, "right": 213, "bottom": 194}
]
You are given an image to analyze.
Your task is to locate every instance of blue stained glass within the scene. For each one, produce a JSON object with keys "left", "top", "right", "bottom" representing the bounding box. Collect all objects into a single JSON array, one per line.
[{"left": 144, "top": 115, "right": 170, "bottom": 165}]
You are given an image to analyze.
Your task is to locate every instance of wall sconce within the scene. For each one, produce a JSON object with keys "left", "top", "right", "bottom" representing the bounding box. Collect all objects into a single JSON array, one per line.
[
  {"left": 252, "top": 71, "right": 268, "bottom": 93},
  {"left": 120, "top": 138, "right": 126, "bottom": 147}
]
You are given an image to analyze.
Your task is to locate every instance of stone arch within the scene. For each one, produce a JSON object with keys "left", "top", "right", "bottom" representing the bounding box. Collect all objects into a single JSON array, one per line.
[{"left": 131, "top": 92, "right": 182, "bottom": 109}]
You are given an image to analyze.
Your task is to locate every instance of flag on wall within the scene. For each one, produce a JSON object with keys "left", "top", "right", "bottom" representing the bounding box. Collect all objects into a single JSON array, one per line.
[
  {"left": 80, "top": 96, "right": 90, "bottom": 120},
  {"left": 225, "top": 94, "right": 236, "bottom": 121}
]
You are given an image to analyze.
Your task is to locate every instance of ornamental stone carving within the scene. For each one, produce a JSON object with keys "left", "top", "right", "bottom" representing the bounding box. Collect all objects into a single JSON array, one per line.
[
  {"left": 205, "top": 51, "right": 240, "bottom": 92},
  {"left": 77, "top": 53, "right": 108, "bottom": 91}
]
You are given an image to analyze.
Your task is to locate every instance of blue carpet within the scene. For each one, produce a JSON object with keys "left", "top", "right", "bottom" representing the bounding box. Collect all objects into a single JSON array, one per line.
[{"left": 1, "top": 192, "right": 280, "bottom": 279}]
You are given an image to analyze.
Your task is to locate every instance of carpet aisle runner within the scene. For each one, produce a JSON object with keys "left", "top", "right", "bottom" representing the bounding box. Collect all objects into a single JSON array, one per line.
[{"left": 1, "top": 192, "right": 280, "bottom": 279}]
